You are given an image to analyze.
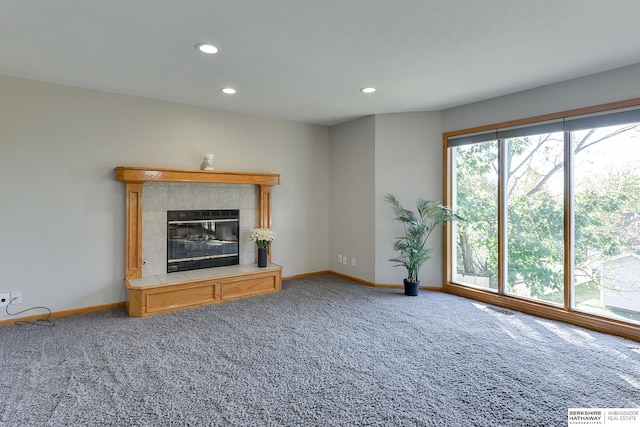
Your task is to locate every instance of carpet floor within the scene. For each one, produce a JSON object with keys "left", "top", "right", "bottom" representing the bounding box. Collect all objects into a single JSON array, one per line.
[{"left": 0, "top": 274, "right": 638, "bottom": 426}]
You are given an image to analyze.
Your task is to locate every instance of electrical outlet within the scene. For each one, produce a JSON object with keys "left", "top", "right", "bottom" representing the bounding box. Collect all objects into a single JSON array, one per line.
[
  {"left": 351, "top": 258, "right": 356, "bottom": 267},
  {"left": 338, "top": 254, "right": 342, "bottom": 263},
  {"left": 0, "top": 293, "right": 9, "bottom": 307},
  {"left": 10, "top": 291, "right": 21, "bottom": 305},
  {"left": 343, "top": 256, "right": 347, "bottom": 265}
]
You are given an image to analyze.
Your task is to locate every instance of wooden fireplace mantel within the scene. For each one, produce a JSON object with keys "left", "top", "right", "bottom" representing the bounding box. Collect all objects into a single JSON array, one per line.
[
  {"left": 115, "top": 166, "right": 281, "bottom": 317},
  {"left": 115, "top": 166, "right": 280, "bottom": 186}
]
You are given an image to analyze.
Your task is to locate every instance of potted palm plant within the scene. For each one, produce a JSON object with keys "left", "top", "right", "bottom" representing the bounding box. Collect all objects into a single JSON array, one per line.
[{"left": 385, "top": 194, "right": 460, "bottom": 296}]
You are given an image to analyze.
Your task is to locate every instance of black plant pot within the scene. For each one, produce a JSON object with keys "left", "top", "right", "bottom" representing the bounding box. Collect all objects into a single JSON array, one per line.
[
  {"left": 257, "top": 247, "right": 268, "bottom": 268},
  {"left": 403, "top": 279, "right": 420, "bottom": 296}
]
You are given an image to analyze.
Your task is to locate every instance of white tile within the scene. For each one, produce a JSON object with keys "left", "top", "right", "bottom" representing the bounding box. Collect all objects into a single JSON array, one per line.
[
  {"left": 156, "top": 272, "right": 189, "bottom": 284},
  {"left": 143, "top": 211, "right": 166, "bottom": 237},
  {"left": 240, "top": 250, "right": 256, "bottom": 265},
  {"left": 240, "top": 186, "right": 258, "bottom": 209},
  {"left": 192, "top": 185, "right": 220, "bottom": 210},
  {"left": 129, "top": 275, "right": 162, "bottom": 287},
  {"left": 142, "top": 260, "right": 167, "bottom": 277},
  {"left": 142, "top": 183, "right": 168, "bottom": 210},
  {"left": 218, "top": 187, "right": 240, "bottom": 209},
  {"left": 167, "top": 186, "right": 194, "bottom": 210},
  {"left": 140, "top": 182, "right": 266, "bottom": 279},
  {"left": 240, "top": 209, "right": 258, "bottom": 231},
  {"left": 142, "top": 235, "right": 166, "bottom": 262}
]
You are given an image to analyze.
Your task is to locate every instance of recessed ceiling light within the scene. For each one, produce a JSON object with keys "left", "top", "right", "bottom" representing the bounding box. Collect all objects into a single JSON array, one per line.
[
  {"left": 221, "top": 88, "right": 236, "bottom": 94},
  {"left": 196, "top": 43, "right": 219, "bottom": 54},
  {"left": 360, "top": 87, "right": 376, "bottom": 94}
]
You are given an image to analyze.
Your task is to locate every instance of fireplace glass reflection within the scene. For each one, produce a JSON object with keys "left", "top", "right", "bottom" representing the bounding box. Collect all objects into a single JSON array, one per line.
[{"left": 167, "top": 210, "right": 239, "bottom": 273}]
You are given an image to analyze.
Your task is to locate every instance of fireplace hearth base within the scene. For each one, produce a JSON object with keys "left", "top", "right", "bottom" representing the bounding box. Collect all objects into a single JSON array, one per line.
[{"left": 125, "top": 264, "right": 282, "bottom": 317}]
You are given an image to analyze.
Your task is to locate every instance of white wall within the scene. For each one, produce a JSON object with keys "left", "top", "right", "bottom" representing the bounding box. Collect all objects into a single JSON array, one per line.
[
  {"left": 329, "top": 58, "right": 640, "bottom": 288},
  {"left": 441, "top": 62, "right": 640, "bottom": 132},
  {"left": 0, "top": 76, "right": 329, "bottom": 320},
  {"left": 329, "top": 116, "right": 376, "bottom": 283},
  {"left": 374, "top": 112, "right": 443, "bottom": 286},
  {"left": 327, "top": 112, "right": 443, "bottom": 286}
]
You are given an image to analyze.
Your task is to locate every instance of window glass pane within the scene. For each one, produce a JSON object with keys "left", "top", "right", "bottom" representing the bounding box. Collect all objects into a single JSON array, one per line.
[
  {"left": 505, "top": 132, "right": 565, "bottom": 305},
  {"left": 573, "top": 123, "right": 640, "bottom": 324},
  {"left": 452, "top": 141, "right": 499, "bottom": 290}
]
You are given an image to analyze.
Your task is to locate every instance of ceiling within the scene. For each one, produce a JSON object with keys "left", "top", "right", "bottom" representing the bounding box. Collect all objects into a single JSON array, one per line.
[{"left": 2, "top": 0, "right": 640, "bottom": 126}]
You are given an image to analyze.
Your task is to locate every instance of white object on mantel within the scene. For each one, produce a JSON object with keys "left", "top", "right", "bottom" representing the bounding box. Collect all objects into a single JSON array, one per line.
[{"left": 200, "top": 154, "right": 215, "bottom": 170}]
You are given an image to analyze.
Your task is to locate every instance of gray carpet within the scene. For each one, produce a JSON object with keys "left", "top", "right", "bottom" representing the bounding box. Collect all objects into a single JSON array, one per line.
[{"left": 0, "top": 274, "right": 638, "bottom": 426}]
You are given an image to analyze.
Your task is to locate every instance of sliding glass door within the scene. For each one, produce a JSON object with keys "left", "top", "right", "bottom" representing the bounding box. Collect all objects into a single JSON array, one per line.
[
  {"left": 451, "top": 141, "right": 499, "bottom": 291},
  {"left": 446, "top": 105, "right": 640, "bottom": 330},
  {"left": 572, "top": 123, "right": 640, "bottom": 323},
  {"left": 504, "top": 131, "right": 565, "bottom": 305}
]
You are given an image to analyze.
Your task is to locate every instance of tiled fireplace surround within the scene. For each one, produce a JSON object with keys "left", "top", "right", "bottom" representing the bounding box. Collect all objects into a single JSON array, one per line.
[
  {"left": 142, "top": 182, "right": 258, "bottom": 277},
  {"left": 115, "top": 167, "right": 280, "bottom": 279},
  {"left": 115, "top": 167, "right": 282, "bottom": 317}
]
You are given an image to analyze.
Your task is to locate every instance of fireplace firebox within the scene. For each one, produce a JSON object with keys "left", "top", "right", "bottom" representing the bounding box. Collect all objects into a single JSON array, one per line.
[{"left": 167, "top": 209, "right": 239, "bottom": 273}]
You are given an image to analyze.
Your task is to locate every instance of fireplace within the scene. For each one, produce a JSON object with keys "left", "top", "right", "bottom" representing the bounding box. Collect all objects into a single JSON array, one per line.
[{"left": 167, "top": 209, "right": 239, "bottom": 273}]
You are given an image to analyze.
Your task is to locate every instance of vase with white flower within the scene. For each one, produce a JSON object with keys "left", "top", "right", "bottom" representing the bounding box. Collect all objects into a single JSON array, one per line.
[{"left": 250, "top": 228, "right": 276, "bottom": 267}]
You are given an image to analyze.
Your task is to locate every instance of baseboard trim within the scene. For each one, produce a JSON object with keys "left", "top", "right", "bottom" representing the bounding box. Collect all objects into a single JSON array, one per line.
[
  {"left": 329, "top": 271, "right": 376, "bottom": 287},
  {"left": 283, "top": 270, "right": 331, "bottom": 281},
  {"left": 374, "top": 283, "right": 442, "bottom": 291},
  {"left": 0, "top": 302, "right": 126, "bottom": 327},
  {"left": 327, "top": 271, "right": 442, "bottom": 291}
]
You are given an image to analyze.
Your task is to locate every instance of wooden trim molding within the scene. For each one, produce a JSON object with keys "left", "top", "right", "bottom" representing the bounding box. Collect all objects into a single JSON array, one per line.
[
  {"left": 259, "top": 184, "right": 274, "bottom": 263},
  {"left": 115, "top": 166, "right": 280, "bottom": 186},
  {"left": 283, "top": 270, "right": 331, "bottom": 281},
  {"left": 329, "top": 271, "right": 377, "bottom": 287},
  {"left": 0, "top": 302, "right": 126, "bottom": 327},
  {"left": 125, "top": 183, "right": 143, "bottom": 280},
  {"left": 328, "top": 271, "right": 442, "bottom": 291},
  {"left": 442, "top": 97, "right": 640, "bottom": 140},
  {"left": 259, "top": 185, "right": 273, "bottom": 228}
]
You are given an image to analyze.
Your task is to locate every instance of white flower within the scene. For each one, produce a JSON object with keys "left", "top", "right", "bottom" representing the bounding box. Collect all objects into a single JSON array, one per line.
[{"left": 249, "top": 228, "right": 276, "bottom": 248}]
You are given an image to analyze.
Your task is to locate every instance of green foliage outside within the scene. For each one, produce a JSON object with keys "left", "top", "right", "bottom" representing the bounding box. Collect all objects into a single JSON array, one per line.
[{"left": 455, "top": 124, "right": 640, "bottom": 305}]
